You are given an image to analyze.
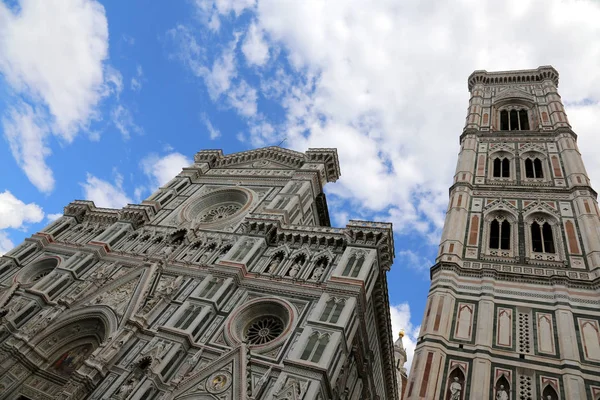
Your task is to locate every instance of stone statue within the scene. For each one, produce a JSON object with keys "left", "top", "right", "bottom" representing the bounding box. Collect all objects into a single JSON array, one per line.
[
  {"left": 449, "top": 377, "right": 462, "bottom": 400},
  {"left": 288, "top": 263, "right": 300, "bottom": 278},
  {"left": 114, "top": 377, "right": 137, "bottom": 399},
  {"left": 160, "top": 244, "right": 174, "bottom": 258},
  {"left": 310, "top": 266, "right": 324, "bottom": 281},
  {"left": 265, "top": 258, "right": 280, "bottom": 274},
  {"left": 496, "top": 385, "right": 508, "bottom": 400}
]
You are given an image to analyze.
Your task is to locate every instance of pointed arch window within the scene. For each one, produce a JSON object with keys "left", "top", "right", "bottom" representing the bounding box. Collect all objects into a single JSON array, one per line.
[
  {"left": 499, "top": 109, "right": 529, "bottom": 131},
  {"left": 525, "top": 158, "right": 544, "bottom": 178},
  {"left": 160, "top": 350, "right": 183, "bottom": 380},
  {"left": 489, "top": 218, "right": 511, "bottom": 250},
  {"left": 300, "top": 332, "right": 330, "bottom": 363},
  {"left": 493, "top": 157, "right": 510, "bottom": 178},
  {"left": 199, "top": 278, "right": 221, "bottom": 299},
  {"left": 342, "top": 253, "right": 365, "bottom": 278},
  {"left": 531, "top": 221, "right": 555, "bottom": 253},
  {"left": 542, "top": 385, "right": 559, "bottom": 400},
  {"left": 319, "top": 298, "right": 345, "bottom": 324},
  {"left": 174, "top": 305, "right": 201, "bottom": 330}
]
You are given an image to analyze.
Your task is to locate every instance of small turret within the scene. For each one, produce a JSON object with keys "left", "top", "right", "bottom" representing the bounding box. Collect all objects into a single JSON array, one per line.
[{"left": 394, "top": 330, "right": 408, "bottom": 399}]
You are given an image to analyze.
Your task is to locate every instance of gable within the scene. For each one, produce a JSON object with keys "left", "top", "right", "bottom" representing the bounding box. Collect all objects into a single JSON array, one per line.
[{"left": 173, "top": 344, "right": 248, "bottom": 400}]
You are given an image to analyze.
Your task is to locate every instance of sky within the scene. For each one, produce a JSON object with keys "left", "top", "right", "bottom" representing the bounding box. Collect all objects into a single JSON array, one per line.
[{"left": 1, "top": 0, "right": 600, "bottom": 369}]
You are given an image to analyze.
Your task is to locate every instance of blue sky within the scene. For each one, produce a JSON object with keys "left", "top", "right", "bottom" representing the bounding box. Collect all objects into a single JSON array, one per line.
[{"left": 1, "top": 0, "right": 600, "bottom": 367}]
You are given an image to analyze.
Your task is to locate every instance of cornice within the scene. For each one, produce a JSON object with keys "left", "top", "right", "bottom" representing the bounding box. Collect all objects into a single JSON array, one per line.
[
  {"left": 449, "top": 182, "right": 598, "bottom": 199},
  {"left": 468, "top": 65, "right": 559, "bottom": 91},
  {"left": 459, "top": 127, "right": 578, "bottom": 143},
  {"left": 430, "top": 261, "right": 600, "bottom": 290}
]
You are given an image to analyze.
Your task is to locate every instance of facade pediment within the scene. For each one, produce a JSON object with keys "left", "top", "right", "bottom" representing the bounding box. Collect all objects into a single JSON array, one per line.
[
  {"left": 494, "top": 87, "right": 535, "bottom": 104},
  {"left": 173, "top": 345, "right": 248, "bottom": 400}
]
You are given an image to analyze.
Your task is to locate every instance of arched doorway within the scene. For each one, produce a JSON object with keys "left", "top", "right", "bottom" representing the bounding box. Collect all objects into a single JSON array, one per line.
[{"left": 9, "top": 309, "right": 114, "bottom": 400}]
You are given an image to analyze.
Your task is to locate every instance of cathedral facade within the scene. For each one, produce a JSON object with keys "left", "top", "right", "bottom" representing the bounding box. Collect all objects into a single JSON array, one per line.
[
  {"left": 407, "top": 66, "right": 600, "bottom": 399},
  {"left": 0, "top": 147, "right": 404, "bottom": 399}
]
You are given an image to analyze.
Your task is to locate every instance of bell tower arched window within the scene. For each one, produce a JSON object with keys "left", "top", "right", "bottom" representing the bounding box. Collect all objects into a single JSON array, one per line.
[
  {"left": 489, "top": 219, "right": 511, "bottom": 250},
  {"left": 499, "top": 109, "right": 529, "bottom": 131},
  {"left": 525, "top": 158, "right": 544, "bottom": 178},
  {"left": 493, "top": 157, "right": 510, "bottom": 178},
  {"left": 531, "top": 221, "right": 555, "bottom": 253}
]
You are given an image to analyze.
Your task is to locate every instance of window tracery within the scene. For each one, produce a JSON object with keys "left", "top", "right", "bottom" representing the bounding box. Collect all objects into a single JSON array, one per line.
[
  {"left": 499, "top": 108, "right": 530, "bottom": 130},
  {"left": 531, "top": 220, "right": 555, "bottom": 254},
  {"left": 492, "top": 157, "right": 510, "bottom": 178},
  {"left": 489, "top": 217, "right": 511, "bottom": 250},
  {"left": 320, "top": 298, "right": 345, "bottom": 324},
  {"left": 524, "top": 212, "right": 563, "bottom": 263},
  {"left": 300, "top": 332, "right": 330, "bottom": 363},
  {"left": 342, "top": 252, "right": 366, "bottom": 278},
  {"left": 245, "top": 316, "right": 284, "bottom": 345},
  {"left": 481, "top": 211, "right": 517, "bottom": 259},
  {"left": 524, "top": 158, "right": 544, "bottom": 179}
]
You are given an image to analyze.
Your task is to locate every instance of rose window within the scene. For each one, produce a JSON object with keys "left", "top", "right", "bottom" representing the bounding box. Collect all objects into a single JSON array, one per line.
[
  {"left": 197, "top": 204, "right": 241, "bottom": 223},
  {"left": 245, "top": 316, "right": 284, "bottom": 345}
]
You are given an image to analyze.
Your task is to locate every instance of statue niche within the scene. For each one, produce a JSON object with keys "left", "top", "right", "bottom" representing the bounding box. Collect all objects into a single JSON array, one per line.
[
  {"left": 446, "top": 368, "right": 465, "bottom": 400},
  {"left": 264, "top": 252, "right": 284, "bottom": 274},
  {"left": 494, "top": 375, "right": 510, "bottom": 400}
]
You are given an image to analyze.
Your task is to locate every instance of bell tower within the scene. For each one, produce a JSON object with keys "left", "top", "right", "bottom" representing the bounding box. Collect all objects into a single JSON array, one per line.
[{"left": 407, "top": 67, "right": 600, "bottom": 399}]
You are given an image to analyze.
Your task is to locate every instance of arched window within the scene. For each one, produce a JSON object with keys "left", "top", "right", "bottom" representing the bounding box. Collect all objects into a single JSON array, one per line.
[
  {"left": 519, "top": 109, "right": 530, "bottom": 130},
  {"left": 174, "top": 305, "right": 201, "bottom": 330},
  {"left": 531, "top": 221, "right": 555, "bottom": 253},
  {"left": 499, "top": 109, "right": 529, "bottom": 130},
  {"left": 161, "top": 350, "right": 183, "bottom": 380},
  {"left": 320, "top": 298, "right": 345, "bottom": 324},
  {"left": 493, "top": 158, "right": 510, "bottom": 178},
  {"left": 525, "top": 158, "right": 544, "bottom": 178},
  {"left": 342, "top": 253, "right": 365, "bottom": 277},
  {"left": 510, "top": 110, "right": 519, "bottom": 130},
  {"left": 542, "top": 385, "right": 559, "bottom": 400},
  {"left": 500, "top": 110, "right": 509, "bottom": 130},
  {"left": 199, "top": 278, "right": 221, "bottom": 299},
  {"left": 489, "top": 219, "right": 511, "bottom": 250},
  {"left": 300, "top": 332, "right": 329, "bottom": 363}
]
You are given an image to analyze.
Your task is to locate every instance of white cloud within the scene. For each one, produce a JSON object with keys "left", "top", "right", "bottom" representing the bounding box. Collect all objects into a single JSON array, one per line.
[
  {"left": 0, "top": 190, "right": 44, "bottom": 255},
  {"left": 389, "top": 303, "right": 419, "bottom": 371},
  {"left": 111, "top": 104, "right": 143, "bottom": 139},
  {"left": 396, "top": 250, "right": 433, "bottom": 276},
  {"left": 205, "top": 40, "right": 238, "bottom": 98},
  {"left": 0, "top": 232, "right": 14, "bottom": 256},
  {"left": 0, "top": 190, "right": 44, "bottom": 230},
  {"left": 103, "top": 65, "right": 123, "bottom": 98},
  {"left": 131, "top": 64, "right": 144, "bottom": 91},
  {"left": 180, "top": 0, "right": 600, "bottom": 244},
  {"left": 0, "top": 0, "right": 111, "bottom": 192},
  {"left": 248, "top": 0, "right": 600, "bottom": 238},
  {"left": 140, "top": 152, "right": 192, "bottom": 188},
  {"left": 194, "top": 0, "right": 256, "bottom": 31},
  {"left": 227, "top": 80, "right": 258, "bottom": 116},
  {"left": 242, "top": 22, "right": 269, "bottom": 66},
  {"left": 0, "top": 0, "right": 109, "bottom": 140},
  {"left": 81, "top": 173, "right": 132, "bottom": 209},
  {"left": 2, "top": 102, "right": 54, "bottom": 193},
  {"left": 201, "top": 113, "right": 221, "bottom": 139},
  {"left": 46, "top": 213, "right": 63, "bottom": 222},
  {"left": 168, "top": 27, "right": 260, "bottom": 117}
]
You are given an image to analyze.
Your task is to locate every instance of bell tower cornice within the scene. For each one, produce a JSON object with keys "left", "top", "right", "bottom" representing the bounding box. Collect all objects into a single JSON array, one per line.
[{"left": 468, "top": 65, "right": 559, "bottom": 91}]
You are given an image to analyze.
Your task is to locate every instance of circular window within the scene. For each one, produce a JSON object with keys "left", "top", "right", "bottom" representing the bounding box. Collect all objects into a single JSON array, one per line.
[
  {"left": 17, "top": 258, "right": 59, "bottom": 286},
  {"left": 32, "top": 270, "right": 50, "bottom": 282},
  {"left": 180, "top": 188, "right": 253, "bottom": 228},
  {"left": 224, "top": 297, "right": 296, "bottom": 352},
  {"left": 198, "top": 203, "right": 241, "bottom": 223},
  {"left": 245, "top": 316, "right": 284, "bottom": 345}
]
